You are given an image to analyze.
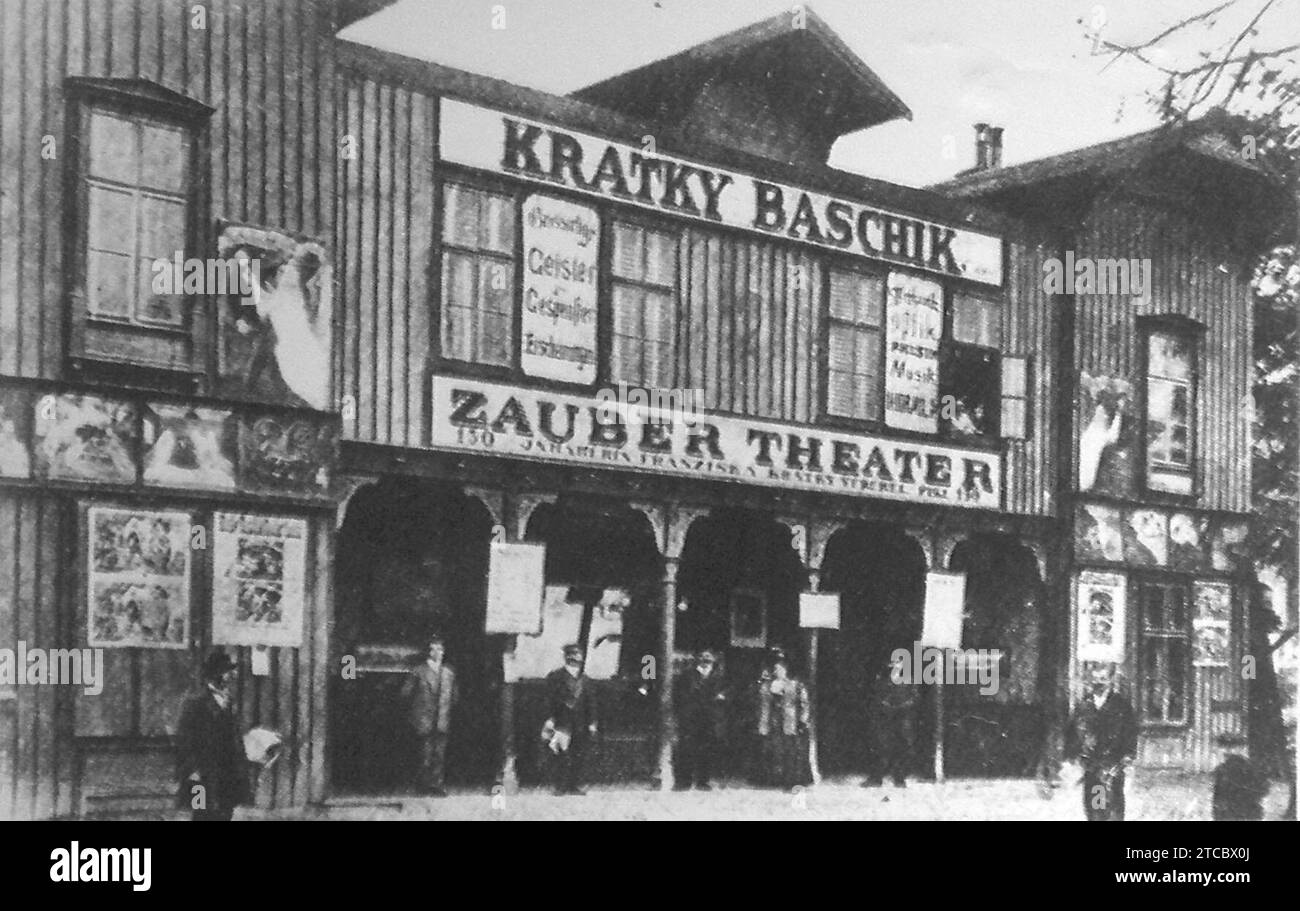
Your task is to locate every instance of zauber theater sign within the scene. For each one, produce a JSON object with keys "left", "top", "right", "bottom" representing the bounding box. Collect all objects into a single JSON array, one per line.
[
  {"left": 439, "top": 99, "right": 1004, "bottom": 287},
  {"left": 431, "top": 376, "right": 1002, "bottom": 510}
]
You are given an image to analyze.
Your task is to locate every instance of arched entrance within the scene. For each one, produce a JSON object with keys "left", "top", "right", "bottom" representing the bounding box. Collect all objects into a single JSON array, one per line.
[
  {"left": 816, "top": 523, "right": 928, "bottom": 778},
  {"left": 331, "top": 479, "right": 495, "bottom": 793},
  {"left": 512, "top": 498, "right": 662, "bottom": 785},
  {"left": 944, "top": 534, "right": 1046, "bottom": 777},
  {"left": 675, "top": 508, "right": 809, "bottom": 781}
]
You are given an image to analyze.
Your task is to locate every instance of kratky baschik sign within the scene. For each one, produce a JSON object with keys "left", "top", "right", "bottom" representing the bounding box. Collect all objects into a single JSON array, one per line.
[
  {"left": 440, "top": 99, "right": 1004, "bottom": 287},
  {"left": 431, "top": 376, "right": 1001, "bottom": 509}
]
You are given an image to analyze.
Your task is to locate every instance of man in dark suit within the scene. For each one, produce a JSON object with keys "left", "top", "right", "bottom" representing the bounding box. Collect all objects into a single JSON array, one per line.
[
  {"left": 673, "top": 649, "right": 728, "bottom": 790},
  {"left": 1066, "top": 664, "right": 1138, "bottom": 820},
  {"left": 176, "top": 650, "right": 250, "bottom": 821},
  {"left": 544, "top": 643, "right": 598, "bottom": 795},
  {"left": 402, "top": 635, "right": 457, "bottom": 796},
  {"left": 863, "top": 653, "right": 918, "bottom": 788}
]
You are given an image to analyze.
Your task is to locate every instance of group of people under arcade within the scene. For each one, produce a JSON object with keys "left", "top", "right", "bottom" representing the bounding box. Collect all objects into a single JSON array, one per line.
[{"left": 173, "top": 640, "right": 1152, "bottom": 820}]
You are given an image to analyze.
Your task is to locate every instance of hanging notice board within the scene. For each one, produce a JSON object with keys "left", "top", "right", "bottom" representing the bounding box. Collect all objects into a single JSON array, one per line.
[{"left": 484, "top": 540, "right": 547, "bottom": 634}]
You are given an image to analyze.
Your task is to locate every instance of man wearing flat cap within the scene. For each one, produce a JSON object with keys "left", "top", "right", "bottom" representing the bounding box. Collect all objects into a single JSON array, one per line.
[
  {"left": 402, "top": 634, "right": 457, "bottom": 797},
  {"left": 176, "top": 650, "right": 251, "bottom": 821},
  {"left": 674, "top": 649, "right": 729, "bottom": 790},
  {"left": 544, "top": 643, "right": 598, "bottom": 795}
]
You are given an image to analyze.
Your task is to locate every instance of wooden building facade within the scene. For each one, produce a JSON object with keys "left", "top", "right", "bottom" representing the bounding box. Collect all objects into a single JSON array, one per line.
[{"left": 0, "top": 2, "right": 1265, "bottom": 817}]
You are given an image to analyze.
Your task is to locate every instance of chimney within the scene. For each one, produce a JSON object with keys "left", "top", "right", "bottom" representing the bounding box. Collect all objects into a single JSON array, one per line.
[{"left": 973, "top": 123, "right": 1004, "bottom": 171}]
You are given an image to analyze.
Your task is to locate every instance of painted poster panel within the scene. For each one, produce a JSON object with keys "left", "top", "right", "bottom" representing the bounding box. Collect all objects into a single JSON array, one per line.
[
  {"left": 236, "top": 413, "right": 335, "bottom": 494},
  {"left": 34, "top": 393, "right": 137, "bottom": 483},
  {"left": 1123, "top": 508, "right": 1168, "bottom": 567},
  {"left": 1168, "top": 512, "right": 1208, "bottom": 572},
  {"left": 216, "top": 224, "right": 333, "bottom": 410},
  {"left": 0, "top": 386, "right": 31, "bottom": 478},
  {"left": 1192, "top": 581, "right": 1232, "bottom": 668},
  {"left": 520, "top": 194, "right": 600, "bottom": 384},
  {"left": 1075, "top": 503, "right": 1124, "bottom": 563},
  {"left": 884, "top": 272, "right": 943, "bottom": 434},
  {"left": 1076, "top": 571, "right": 1125, "bottom": 664},
  {"left": 212, "top": 513, "right": 307, "bottom": 647},
  {"left": 142, "top": 402, "right": 238, "bottom": 490},
  {"left": 729, "top": 587, "right": 767, "bottom": 648},
  {"left": 88, "top": 506, "right": 191, "bottom": 649},
  {"left": 584, "top": 588, "right": 628, "bottom": 681},
  {"left": 506, "top": 585, "right": 585, "bottom": 680},
  {"left": 1077, "top": 373, "right": 1135, "bottom": 495}
]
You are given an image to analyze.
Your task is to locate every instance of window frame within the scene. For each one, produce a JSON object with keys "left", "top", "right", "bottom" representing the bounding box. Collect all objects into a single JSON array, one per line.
[
  {"left": 821, "top": 263, "right": 888, "bottom": 425},
  {"left": 939, "top": 287, "right": 1003, "bottom": 442},
  {"left": 1138, "top": 315, "right": 1203, "bottom": 499},
  {"left": 63, "top": 78, "right": 213, "bottom": 388},
  {"left": 607, "top": 217, "right": 681, "bottom": 390},
  {"left": 999, "top": 354, "right": 1032, "bottom": 440},
  {"left": 1132, "top": 574, "right": 1194, "bottom": 730}
]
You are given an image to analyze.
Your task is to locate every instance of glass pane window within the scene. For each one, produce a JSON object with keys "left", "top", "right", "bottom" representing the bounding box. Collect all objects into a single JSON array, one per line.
[
  {"left": 609, "top": 223, "right": 679, "bottom": 387},
  {"left": 1139, "top": 581, "right": 1189, "bottom": 725},
  {"left": 952, "top": 292, "right": 1000, "bottom": 348},
  {"left": 1000, "top": 355, "right": 1030, "bottom": 439},
  {"left": 1144, "top": 328, "right": 1195, "bottom": 491},
  {"left": 82, "top": 108, "right": 191, "bottom": 329},
  {"left": 439, "top": 183, "right": 517, "bottom": 366},
  {"left": 825, "top": 269, "right": 885, "bottom": 421}
]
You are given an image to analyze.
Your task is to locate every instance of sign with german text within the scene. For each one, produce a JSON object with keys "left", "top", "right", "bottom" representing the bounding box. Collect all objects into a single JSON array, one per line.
[
  {"left": 485, "top": 540, "right": 547, "bottom": 635},
  {"left": 431, "top": 375, "right": 1002, "bottom": 510},
  {"left": 922, "top": 571, "right": 965, "bottom": 649},
  {"left": 885, "top": 272, "right": 943, "bottom": 434},
  {"left": 520, "top": 194, "right": 600, "bottom": 383},
  {"left": 439, "top": 98, "right": 1004, "bottom": 287}
]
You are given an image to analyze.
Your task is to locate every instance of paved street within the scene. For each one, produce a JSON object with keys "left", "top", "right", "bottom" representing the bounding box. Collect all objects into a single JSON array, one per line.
[{"left": 188, "top": 772, "right": 1293, "bottom": 821}]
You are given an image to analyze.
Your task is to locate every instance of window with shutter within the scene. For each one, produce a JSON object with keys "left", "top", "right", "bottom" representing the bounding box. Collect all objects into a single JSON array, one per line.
[
  {"left": 610, "top": 222, "right": 678, "bottom": 388},
  {"left": 439, "top": 183, "right": 517, "bottom": 367},
  {"left": 825, "top": 268, "right": 884, "bottom": 422}
]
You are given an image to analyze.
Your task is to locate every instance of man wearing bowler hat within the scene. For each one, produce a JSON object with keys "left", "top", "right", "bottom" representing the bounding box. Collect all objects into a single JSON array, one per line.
[
  {"left": 544, "top": 643, "right": 598, "bottom": 795},
  {"left": 176, "top": 650, "right": 251, "bottom": 821},
  {"left": 1066, "top": 664, "right": 1138, "bottom": 820},
  {"left": 403, "top": 634, "right": 457, "bottom": 796},
  {"left": 674, "top": 649, "right": 729, "bottom": 790}
]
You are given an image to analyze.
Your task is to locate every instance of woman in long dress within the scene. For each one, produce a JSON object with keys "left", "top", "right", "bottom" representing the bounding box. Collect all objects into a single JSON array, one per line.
[{"left": 757, "top": 657, "right": 812, "bottom": 790}]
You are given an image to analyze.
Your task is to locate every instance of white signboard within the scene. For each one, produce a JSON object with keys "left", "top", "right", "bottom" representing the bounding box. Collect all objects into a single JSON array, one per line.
[
  {"left": 799, "top": 592, "right": 841, "bottom": 630},
  {"left": 885, "top": 272, "right": 943, "bottom": 433},
  {"left": 1076, "top": 570, "right": 1126, "bottom": 664},
  {"left": 212, "top": 513, "right": 307, "bottom": 647},
  {"left": 505, "top": 584, "right": 583, "bottom": 679},
  {"left": 485, "top": 540, "right": 547, "bottom": 634},
  {"left": 440, "top": 98, "right": 1004, "bottom": 286},
  {"left": 922, "top": 571, "right": 966, "bottom": 649},
  {"left": 432, "top": 375, "right": 1001, "bottom": 510},
  {"left": 87, "top": 506, "right": 192, "bottom": 649},
  {"left": 520, "top": 194, "right": 600, "bottom": 383}
]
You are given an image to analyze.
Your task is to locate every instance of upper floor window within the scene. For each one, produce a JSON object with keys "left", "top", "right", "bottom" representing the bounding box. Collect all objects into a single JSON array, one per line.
[
  {"left": 1144, "top": 325, "right": 1197, "bottom": 494},
  {"left": 940, "top": 291, "right": 1001, "bottom": 438},
  {"left": 440, "top": 182, "right": 516, "bottom": 367},
  {"left": 1000, "top": 355, "right": 1030, "bottom": 440},
  {"left": 611, "top": 222, "right": 677, "bottom": 388},
  {"left": 826, "top": 268, "right": 885, "bottom": 422},
  {"left": 67, "top": 78, "right": 211, "bottom": 377}
]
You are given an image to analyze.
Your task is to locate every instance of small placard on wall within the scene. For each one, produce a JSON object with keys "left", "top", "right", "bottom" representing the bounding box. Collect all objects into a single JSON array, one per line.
[
  {"left": 251, "top": 646, "right": 272, "bottom": 677},
  {"left": 799, "top": 592, "right": 841, "bottom": 629},
  {"left": 922, "top": 571, "right": 965, "bottom": 649},
  {"left": 485, "top": 541, "right": 547, "bottom": 635}
]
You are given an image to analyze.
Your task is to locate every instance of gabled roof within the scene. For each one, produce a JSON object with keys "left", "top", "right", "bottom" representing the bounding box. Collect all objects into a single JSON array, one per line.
[
  {"left": 331, "top": 0, "right": 400, "bottom": 31},
  {"left": 570, "top": 8, "right": 911, "bottom": 138},
  {"left": 930, "top": 112, "right": 1271, "bottom": 198}
]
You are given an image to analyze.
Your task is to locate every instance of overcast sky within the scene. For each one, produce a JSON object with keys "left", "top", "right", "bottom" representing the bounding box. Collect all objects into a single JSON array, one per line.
[{"left": 341, "top": 0, "right": 1281, "bottom": 187}]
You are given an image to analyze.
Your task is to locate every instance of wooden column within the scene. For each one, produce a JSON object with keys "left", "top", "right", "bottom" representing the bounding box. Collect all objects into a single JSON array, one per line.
[
  {"left": 658, "top": 556, "right": 680, "bottom": 790},
  {"left": 805, "top": 568, "right": 822, "bottom": 786}
]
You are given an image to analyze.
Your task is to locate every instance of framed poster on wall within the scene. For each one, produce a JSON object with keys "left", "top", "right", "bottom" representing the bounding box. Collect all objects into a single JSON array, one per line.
[
  {"left": 729, "top": 587, "right": 767, "bottom": 648},
  {"left": 87, "top": 506, "right": 192, "bottom": 649},
  {"left": 1192, "top": 581, "right": 1232, "bottom": 667},
  {"left": 212, "top": 513, "right": 308, "bottom": 647},
  {"left": 1076, "top": 570, "right": 1126, "bottom": 664}
]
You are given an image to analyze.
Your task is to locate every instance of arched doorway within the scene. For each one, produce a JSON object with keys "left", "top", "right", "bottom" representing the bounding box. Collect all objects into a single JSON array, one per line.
[
  {"left": 512, "top": 498, "right": 662, "bottom": 785},
  {"left": 945, "top": 534, "right": 1046, "bottom": 777},
  {"left": 331, "top": 479, "right": 495, "bottom": 793},
  {"left": 816, "top": 523, "right": 928, "bottom": 778},
  {"left": 676, "top": 508, "right": 808, "bottom": 780}
]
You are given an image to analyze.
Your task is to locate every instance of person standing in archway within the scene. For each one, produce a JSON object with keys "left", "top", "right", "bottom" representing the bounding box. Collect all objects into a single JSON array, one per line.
[
  {"left": 1066, "top": 664, "right": 1137, "bottom": 820},
  {"left": 674, "top": 649, "right": 729, "bottom": 790},
  {"left": 403, "top": 634, "right": 457, "bottom": 797},
  {"left": 757, "top": 657, "right": 812, "bottom": 791},
  {"left": 862, "top": 652, "right": 918, "bottom": 788}
]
